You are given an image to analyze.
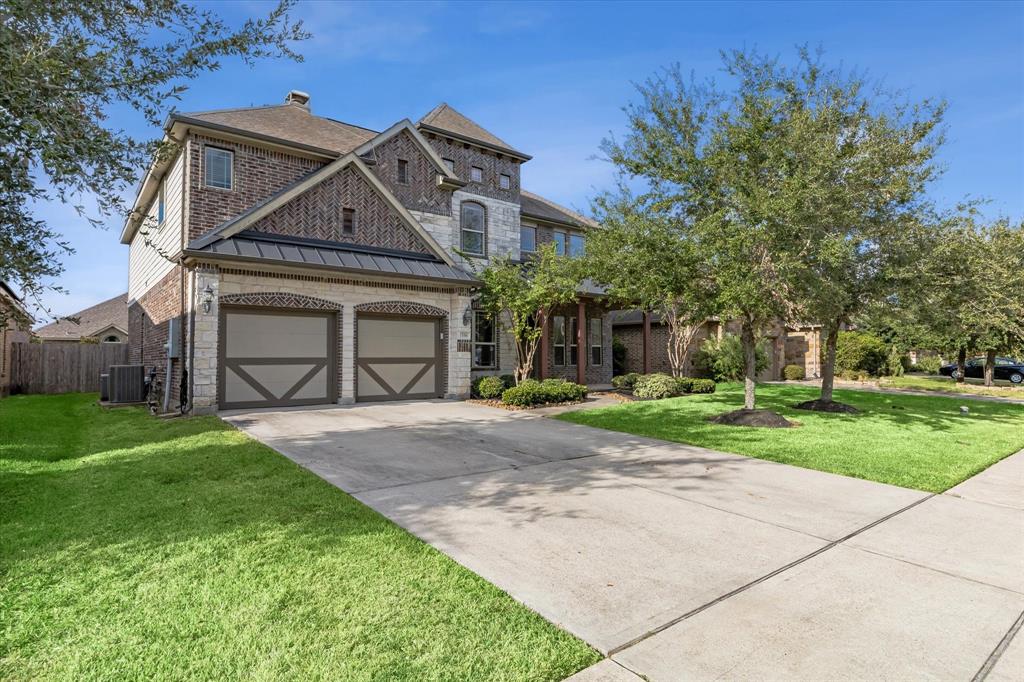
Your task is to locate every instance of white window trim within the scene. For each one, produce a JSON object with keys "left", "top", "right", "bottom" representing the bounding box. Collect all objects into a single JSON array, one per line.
[
  {"left": 499, "top": 173, "right": 511, "bottom": 190},
  {"left": 204, "top": 146, "right": 234, "bottom": 191},
  {"left": 473, "top": 311, "right": 497, "bottom": 369},
  {"left": 470, "top": 166, "right": 484, "bottom": 183}
]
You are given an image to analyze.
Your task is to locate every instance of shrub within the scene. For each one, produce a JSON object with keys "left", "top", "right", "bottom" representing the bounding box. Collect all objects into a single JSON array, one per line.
[
  {"left": 885, "top": 347, "right": 906, "bottom": 377},
  {"left": 695, "top": 334, "right": 769, "bottom": 382},
  {"left": 633, "top": 373, "right": 685, "bottom": 400},
  {"left": 689, "top": 378, "right": 716, "bottom": 393},
  {"left": 675, "top": 376, "right": 695, "bottom": 393},
  {"left": 915, "top": 356, "right": 942, "bottom": 375},
  {"left": 611, "top": 372, "right": 641, "bottom": 390},
  {"left": 499, "top": 374, "right": 516, "bottom": 388},
  {"left": 835, "top": 331, "right": 887, "bottom": 377},
  {"left": 473, "top": 376, "right": 506, "bottom": 399},
  {"left": 501, "top": 378, "right": 588, "bottom": 406},
  {"left": 783, "top": 364, "right": 805, "bottom": 381}
]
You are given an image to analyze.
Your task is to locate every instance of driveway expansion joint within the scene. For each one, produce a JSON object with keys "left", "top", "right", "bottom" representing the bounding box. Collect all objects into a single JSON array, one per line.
[
  {"left": 973, "top": 609, "right": 1024, "bottom": 681},
  {"left": 607, "top": 491, "right": 939, "bottom": 657}
]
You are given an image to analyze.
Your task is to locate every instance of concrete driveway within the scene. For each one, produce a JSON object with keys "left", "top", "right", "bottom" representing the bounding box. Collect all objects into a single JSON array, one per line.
[{"left": 223, "top": 400, "right": 1024, "bottom": 681}]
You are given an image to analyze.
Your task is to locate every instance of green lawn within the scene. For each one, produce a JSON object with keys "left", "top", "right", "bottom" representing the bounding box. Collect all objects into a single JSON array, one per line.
[
  {"left": 879, "top": 374, "right": 1024, "bottom": 400},
  {"left": 0, "top": 394, "right": 599, "bottom": 681},
  {"left": 558, "top": 383, "right": 1024, "bottom": 492}
]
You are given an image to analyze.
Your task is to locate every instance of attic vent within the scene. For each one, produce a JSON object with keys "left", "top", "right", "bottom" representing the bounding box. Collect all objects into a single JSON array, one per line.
[{"left": 285, "top": 90, "right": 310, "bottom": 108}]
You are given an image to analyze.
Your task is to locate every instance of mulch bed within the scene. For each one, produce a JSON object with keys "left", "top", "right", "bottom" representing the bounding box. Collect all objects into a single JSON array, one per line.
[
  {"left": 710, "top": 409, "right": 796, "bottom": 428},
  {"left": 793, "top": 399, "right": 860, "bottom": 413},
  {"left": 465, "top": 398, "right": 587, "bottom": 412}
]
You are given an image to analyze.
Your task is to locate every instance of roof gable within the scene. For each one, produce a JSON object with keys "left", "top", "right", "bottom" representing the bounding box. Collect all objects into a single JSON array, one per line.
[
  {"left": 35, "top": 293, "right": 128, "bottom": 338},
  {"left": 189, "top": 154, "right": 455, "bottom": 266},
  {"left": 418, "top": 103, "right": 530, "bottom": 159}
]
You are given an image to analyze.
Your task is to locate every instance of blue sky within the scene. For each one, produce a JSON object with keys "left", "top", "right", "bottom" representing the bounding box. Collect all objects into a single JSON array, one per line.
[{"left": 32, "top": 0, "right": 1024, "bottom": 319}]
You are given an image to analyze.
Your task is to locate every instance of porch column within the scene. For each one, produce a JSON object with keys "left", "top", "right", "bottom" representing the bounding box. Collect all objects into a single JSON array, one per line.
[
  {"left": 642, "top": 310, "right": 651, "bottom": 375},
  {"left": 539, "top": 312, "right": 549, "bottom": 380},
  {"left": 577, "top": 300, "right": 587, "bottom": 385}
]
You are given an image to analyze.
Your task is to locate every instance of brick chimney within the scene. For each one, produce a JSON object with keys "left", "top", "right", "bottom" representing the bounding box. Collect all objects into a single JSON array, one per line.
[{"left": 285, "top": 90, "right": 310, "bottom": 109}]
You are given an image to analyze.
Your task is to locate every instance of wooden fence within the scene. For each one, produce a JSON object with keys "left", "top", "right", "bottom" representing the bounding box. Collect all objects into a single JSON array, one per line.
[{"left": 9, "top": 343, "right": 129, "bottom": 394}]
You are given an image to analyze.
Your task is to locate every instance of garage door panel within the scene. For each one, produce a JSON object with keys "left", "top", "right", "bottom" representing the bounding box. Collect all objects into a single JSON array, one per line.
[
  {"left": 221, "top": 308, "right": 335, "bottom": 410},
  {"left": 357, "top": 316, "right": 441, "bottom": 402}
]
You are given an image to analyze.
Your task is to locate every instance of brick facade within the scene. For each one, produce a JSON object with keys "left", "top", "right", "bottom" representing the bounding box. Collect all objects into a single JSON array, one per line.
[
  {"left": 543, "top": 301, "right": 614, "bottom": 385},
  {"left": 369, "top": 130, "right": 453, "bottom": 216},
  {"left": 128, "top": 266, "right": 184, "bottom": 406},
  {"left": 422, "top": 132, "right": 521, "bottom": 204},
  {"left": 187, "top": 134, "right": 325, "bottom": 242},
  {"left": 249, "top": 165, "right": 433, "bottom": 254},
  {"left": 614, "top": 318, "right": 820, "bottom": 380}
]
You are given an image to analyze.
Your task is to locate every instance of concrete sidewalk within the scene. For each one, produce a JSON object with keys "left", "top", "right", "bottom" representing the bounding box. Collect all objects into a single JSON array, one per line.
[{"left": 223, "top": 401, "right": 1024, "bottom": 681}]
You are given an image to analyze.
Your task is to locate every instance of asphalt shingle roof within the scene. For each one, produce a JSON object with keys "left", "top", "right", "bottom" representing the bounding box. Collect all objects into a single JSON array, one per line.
[
  {"left": 35, "top": 293, "right": 128, "bottom": 339},
  {"left": 178, "top": 104, "right": 378, "bottom": 155},
  {"left": 520, "top": 190, "right": 598, "bottom": 228},
  {"left": 418, "top": 103, "right": 528, "bottom": 158}
]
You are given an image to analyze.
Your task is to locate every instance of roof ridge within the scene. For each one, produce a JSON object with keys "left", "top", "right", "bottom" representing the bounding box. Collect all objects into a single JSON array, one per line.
[
  {"left": 180, "top": 103, "right": 292, "bottom": 117},
  {"left": 521, "top": 189, "right": 598, "bottom": 227}
]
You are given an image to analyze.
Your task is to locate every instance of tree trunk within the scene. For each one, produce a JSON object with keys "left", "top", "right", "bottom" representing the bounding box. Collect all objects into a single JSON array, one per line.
[
  {"left": 956, "top": 346, "right": 967, "bottom": 384},
  {"left": 984, "top": 348, "right": 996, "bottom": 386},
  {"left": 741, "top": 318, "right": 757, "bottom": 410},
  {"left": 819, "top": 324, "right": 839, "bottom": 403}
]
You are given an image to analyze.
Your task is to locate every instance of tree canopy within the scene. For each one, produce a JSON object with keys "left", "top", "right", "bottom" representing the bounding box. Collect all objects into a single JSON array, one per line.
[{"left": 0, "top": 0, "right": 309, "bottom": 313}]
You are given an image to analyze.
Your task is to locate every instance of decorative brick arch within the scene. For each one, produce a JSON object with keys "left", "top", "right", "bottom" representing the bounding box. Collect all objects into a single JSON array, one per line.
[
  {"left": 354, "top": 300, "right": 450, "bottom": 395},
  {"left": 220, "top": 292, "right": 340, "bottom": 311},
  {"left": 353, "top": 300, "right": 448, "bottom": 318},
  {"left": 218, "top": 292, "right": 343, "bottom": 403}
]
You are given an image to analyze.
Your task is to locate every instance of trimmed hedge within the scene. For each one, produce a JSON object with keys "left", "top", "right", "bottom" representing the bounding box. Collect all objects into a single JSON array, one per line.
[
  {"left": 472, "top": 376, "right": 506, "bottom": 399},
  {"left": 611, "top": 372, "right": 641, "bottom": 390},
  {"left": 689, "top": 378, "right": 716, "bottom": 393},
  {"left": 501, "top": 378, "right": 588, "bottom": 407},
  {"left": 783, "top": 364, "right": 805, "bottom": 381},
  {"left": 633, "top": 373, "right": 685, "bottom": 400}
]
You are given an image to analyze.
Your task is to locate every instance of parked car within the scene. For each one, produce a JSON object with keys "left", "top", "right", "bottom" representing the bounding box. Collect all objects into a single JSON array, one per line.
[{"left": 939, "top": 357, "right": 1024, "bottom": 383}]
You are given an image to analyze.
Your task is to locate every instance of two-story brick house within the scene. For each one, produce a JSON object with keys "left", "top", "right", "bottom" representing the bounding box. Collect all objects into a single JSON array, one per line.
[{"left": 122, "top": 93, "right": 610, "bottom": 413}]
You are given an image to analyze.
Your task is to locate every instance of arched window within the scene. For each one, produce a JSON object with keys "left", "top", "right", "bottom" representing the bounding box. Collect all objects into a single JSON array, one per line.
[
  {"left": 460, "top": 202, "right": 486, "bottom": 256},
  {"left": 103, "top": 335, "right": 120, "bottom": 343}
]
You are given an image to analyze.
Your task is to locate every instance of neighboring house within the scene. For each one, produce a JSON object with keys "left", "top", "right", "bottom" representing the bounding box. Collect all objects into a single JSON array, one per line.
[
  {"left": 612, "top": 311, "right": 822, "bottom": 380},
  {"left": 1, "top": 282, "right": 32, "bottom": 397},
  {"left": 34, "top": 293, "right": 129, "bottom": 344},
  {"left": 122, "top": 92, "right": 609, "bottom": 413}
]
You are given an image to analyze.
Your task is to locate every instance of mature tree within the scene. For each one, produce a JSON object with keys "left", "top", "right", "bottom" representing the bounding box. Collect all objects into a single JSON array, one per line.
[
  {"left": 778, "top": 52, "right": 945, "bottom": 409},
  {"left": 975, "top": 221, "right": 1024, "bottom": 385},
  {"left": 473, "top": 244, "right": 582, "bottom": 385},
  {"left": 603, "top": 50, "right": 814, "bottom": 415},
  {"left": 1, "top": 0, "right": 309, "bottom": 312},
  {"left": 586, "top": 188, "right": 716, "bottom": 377}
]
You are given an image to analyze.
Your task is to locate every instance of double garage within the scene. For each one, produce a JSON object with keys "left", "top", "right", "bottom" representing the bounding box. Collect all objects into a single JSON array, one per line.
[{"left": 218, "top": 306, "right": 445, "bottom": 410}]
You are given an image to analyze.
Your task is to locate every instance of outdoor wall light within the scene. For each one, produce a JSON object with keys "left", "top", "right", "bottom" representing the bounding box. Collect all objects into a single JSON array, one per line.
[
  {"left": 201, "top": 285, "right": 214, "bottom": 314},
  {"left": 462, "top": 302, "right": 474, "bottom": 327}
]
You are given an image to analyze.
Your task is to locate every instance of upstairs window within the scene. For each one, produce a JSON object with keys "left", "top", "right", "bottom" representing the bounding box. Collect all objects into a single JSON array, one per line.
[
  {"left": 204, "top": 147, "right": 233, "bottom": 189},
  {"left": 552, "top": 231, "right": 566, "bottom": 256},
  {"left": 157, "top": 180, "right": 166, "bottom": 225},
  {"left": 397, "top": 158, "right": 409, "bottom": 184},
  {"left": 470, "top": 166, "right": 483, "bottom": 183},
  {"left": 499, "top": 173, "right": 511, "bottom": 190},
  {"left": 342, "top": 207, "right": 356, "bottom": 235},
  {"left": 460, "top": 202, "right": 485, "bottom": 255},
  {"left": 520, "top": 226, "right": 536, "bottom": 254},
  {"left": 569, "top": 233, "right": 586, "bottom": 258},
  {"left": 552, "top": 315, "right": 565, "bottom": 366},
  {"left": 473, "top": 311, "right": 496, "bottom": 369},
  {"left": 588, "top": 317, "right": 603, "bottom": 366},
  {"left": 442, "top": 158, "right": 455, "bottom": 172}
]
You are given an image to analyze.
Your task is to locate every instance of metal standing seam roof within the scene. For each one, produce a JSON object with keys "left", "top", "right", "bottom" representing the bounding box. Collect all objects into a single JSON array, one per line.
[{"left": 188, "top": 232, "right": 478, "bottom": 286}]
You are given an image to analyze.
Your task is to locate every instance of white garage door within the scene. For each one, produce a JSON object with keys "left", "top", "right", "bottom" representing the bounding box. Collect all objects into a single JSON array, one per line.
[
  {"left": 220, "top": 308, "right": 336, "bottom": 410},
  {"left": 357, "top": 315, "right": 442, "bottom": 402}
]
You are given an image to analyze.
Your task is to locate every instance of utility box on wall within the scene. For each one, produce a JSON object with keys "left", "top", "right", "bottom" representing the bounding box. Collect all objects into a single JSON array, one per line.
[{"left": 167, "top": 316, "right": 181, "bottom": 359}]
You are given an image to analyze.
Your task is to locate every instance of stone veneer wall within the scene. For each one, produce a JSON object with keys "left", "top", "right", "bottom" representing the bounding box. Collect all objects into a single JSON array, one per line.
[
  {"left": 188, "top": 265, "right": 473, "bottom": 413},
  {"left": 412, "top": 191, "right": 520, "bottom": 269}
]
